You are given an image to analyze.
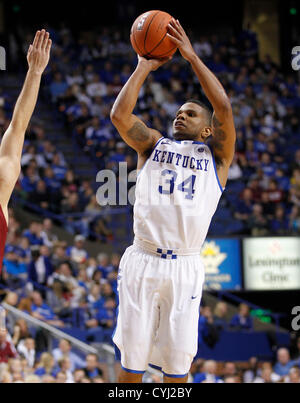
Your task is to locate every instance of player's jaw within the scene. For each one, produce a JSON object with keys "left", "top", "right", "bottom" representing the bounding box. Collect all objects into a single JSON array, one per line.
[{"left": 173, "top": 121, "right": 199, "bottom": 141}]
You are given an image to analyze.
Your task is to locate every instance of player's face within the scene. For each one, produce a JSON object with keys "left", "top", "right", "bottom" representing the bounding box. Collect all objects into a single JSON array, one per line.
[{"left": 173, "top": 103, "right": 208, "bottom": 141}]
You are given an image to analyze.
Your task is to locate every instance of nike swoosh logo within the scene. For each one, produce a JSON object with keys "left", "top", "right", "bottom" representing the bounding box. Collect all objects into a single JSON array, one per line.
[
  {"left": 191, "top": 296, "right": 198, "bottom": 300},
  {"left": 160, "top": 141, "right": 171, "bottom": 145}
]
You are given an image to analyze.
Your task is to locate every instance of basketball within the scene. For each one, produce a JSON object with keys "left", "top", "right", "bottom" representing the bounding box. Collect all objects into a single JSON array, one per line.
[{"left": 130, "top": 10, "right": 177, "bottom": 59}]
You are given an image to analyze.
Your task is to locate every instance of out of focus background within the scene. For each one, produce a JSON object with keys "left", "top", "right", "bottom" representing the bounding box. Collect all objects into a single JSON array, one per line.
[{"left": 0, "top": 0, "right": 299, "bottom": 383}]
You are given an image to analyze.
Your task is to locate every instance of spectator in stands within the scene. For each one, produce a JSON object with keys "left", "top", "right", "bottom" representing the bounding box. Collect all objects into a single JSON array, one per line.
[
  {"left": 23, "top": 222, "right": 44, "bottom": 246},
  {"left": 30, "top": 290, "right": 65, "bottom": 327},
  {"left": 248, "top": 203, "right": 269, "bottom": 236},
  {"left": 52, "top": 339, "right": 85, "bottom": 372},
  {"left": 234, "top": 188, "right": 253, "bottom": 223},
  {"left": 85, "top": 297, "right": 117, "bottom": 333},
  {"left": 253, "top": 362, "right": 280, "bottom": 383},
  {"left": 270, "top": 205, "right": 289, "bottom": 235},
  {"left": 243, "top": 356, "right": 259, "bottom": 383},
  {"left": 273, "top": 348, "right": 295, "bottom": 377},
  {"left": 198, "top": 306, "right": 220, "bottom": 348},
  {"left": 73, "top": 368, "right": 86, "bottom": 383},
  {"left": 229, "top": 303, "right": 253, "bottom": 330},
  {"left": 213, "top": 301, "right": 228, "bottom": 331},
  {"left": 82, "top": 353, "right": 103, "bottom": 380},
  {"left": 221, "top": 362, "right": 238, "bottom": 381},
  {"left": 11, "top": 319, "right": 33, "bottom": 348},
  {"left": 56, "top": 357, "right": 74, "bottom": 383},
  {"left": 17, "top": 337, "right": 36, "bottom": 368},
  {"left": 28, "top": 180, "right": 51, "bottom": 210},
  {"left": 66, "top": 235, "right": 88, "bottom": 264},
  {"left": 287, "top": 367, "right": 300, "bottom": 383},
  {"left": 34, "top": 352, "right": 57, "bottom": 378},
  {"left": 27, "top": 245, "right": 54, "bottom": 290},
  {"left": 193, "top": 360, "right": 223, "bottom": 383}
]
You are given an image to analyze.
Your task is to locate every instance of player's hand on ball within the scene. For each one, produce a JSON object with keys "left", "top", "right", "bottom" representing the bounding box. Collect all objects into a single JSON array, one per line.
[
  {"left": 137, "top": 55, "right": 172, "bottom": 72},
  {"left": 167, "top": 19, "right": 196, "bottom": 62},
  {"left": 27, "top": 29, "right": 52, "bottom": 75}
]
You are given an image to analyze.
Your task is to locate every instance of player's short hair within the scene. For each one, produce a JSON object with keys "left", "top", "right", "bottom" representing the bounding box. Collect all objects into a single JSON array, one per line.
[{"left": 186, "top": 99, "right": 213, "bottom": 126}]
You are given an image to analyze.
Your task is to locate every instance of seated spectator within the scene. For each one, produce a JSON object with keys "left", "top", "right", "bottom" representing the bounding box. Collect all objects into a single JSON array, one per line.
[
  {"left": 198, "top": 306, "right": 220, "bottom": 348},
  {"left": 28, "top": 180, "right": 51, "bottom": 210},
  {"left": 193, "top": 360, "right": 223, "bottom": 383},
  {"left": 267, "top": 179, "right": 284, "bottom": 205},
  {"left": 286, "top": 367, "right": 300, "bottom": 384},
  {"left": 85, "top": 297, "right": 116, "bottom": 331},
  {"left": 248, "top": 203, "right": 269, "bottom": 236},
  {"left": 23, "top": 222, "right": 44, "bottom": 246},
  {"left": 2, "top": 246, "right": 27, "bottom": 286},
  {"left": 270, "top": 205, "right": 289, "bottom": 235},
  {"left": 253, "top": 362, "right": 280, "bottom": 383},
  {"left": 243, "top": 356, "right": 259, "bottom": 383},
  {"left": 17, "top": 337, "right": 36, "bottom": 368},
  {"left": 40, "top": 218, "right": 58, "bottom": 248},
  {"left": 56, "top": 357, "right": 74, "bottom": 383},
  {"left": 34, "top": 352, "right": 57, "bottom": 377},
  {"left": 273, "top": 348, "right": 295, "bottom": 377},
  {"left": 234, "top": 188, "right": 253, "bottom": 222},
  {"left": 52, "top": 339, "right": 85, "bottom": 372},
  {"left": 11, "top": 319, "right": 33, "bottom": 349},
  {"left": 73, "top": 368, "right": 86, "bottom": 383},
  {"left": 221, "top": 361, "right": 238, "bottom": 381},
  {"left": 49, "top": 72, "right": 69, "bottom": 102},
  {"left": 229, "top": 303, "right": 253, "bottom": 330},
  {"left": 82, "top": 353, "right": 103, "bottom": 380},
  {"left": 27, "top": 245, "right": 54, "bottom": 290},
  {"left": 213, "top": 301, "right": 228, "bottom": 331},
  {"left": 30, "top": 291, "right": 65, "bottom": 328},
  {"left": 66, "top": 235, "right": 88, "bottom": 265}
]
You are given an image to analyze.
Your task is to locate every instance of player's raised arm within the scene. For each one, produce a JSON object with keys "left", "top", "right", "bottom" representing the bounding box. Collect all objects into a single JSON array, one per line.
[
  {"left": 167, "top": 20, "right": 236, "bottom": 181},
  {"left": 0, "top": 30, "right": 52, "bottom": 218},
  {"left": 110, "top": 56, "right": 169, "bottom": 155}
]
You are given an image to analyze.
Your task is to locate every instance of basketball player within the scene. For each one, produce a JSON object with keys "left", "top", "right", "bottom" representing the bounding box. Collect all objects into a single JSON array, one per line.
[
  {"left": 110, "top": 19, "right": 236, "bottom": 383},
  {"left": 0, "top": 30, "right": 51, "bottom": 336}
]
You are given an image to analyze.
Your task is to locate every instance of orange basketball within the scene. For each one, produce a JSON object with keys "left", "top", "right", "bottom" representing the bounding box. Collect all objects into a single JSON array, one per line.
[{"left": 130, "top": 10, "right": 177, "bottom": 59}]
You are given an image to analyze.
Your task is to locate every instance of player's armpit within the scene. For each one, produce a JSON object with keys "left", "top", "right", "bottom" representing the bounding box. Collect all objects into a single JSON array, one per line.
[
  {"left": 211, "top": 109, "right": 236, "bottom": 167},
  {"left": 111, "top": 113, "right": 161, "bottom": 155}
]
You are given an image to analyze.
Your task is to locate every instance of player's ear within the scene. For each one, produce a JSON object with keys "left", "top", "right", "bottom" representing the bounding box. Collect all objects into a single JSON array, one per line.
[{"left": 201, "top": 126, "right": 212, "bottom": 140}]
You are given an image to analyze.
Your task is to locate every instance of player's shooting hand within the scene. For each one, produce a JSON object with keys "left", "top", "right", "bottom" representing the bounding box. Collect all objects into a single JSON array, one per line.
[
  {"left": 27, "top": 29, "right": 52, "bottom": 75},
  {"left": 137, "top": 55, "right": 172, "bottom": 72},
  {"left": 167, "top": 19, "right": 196, "bottom": 62}
]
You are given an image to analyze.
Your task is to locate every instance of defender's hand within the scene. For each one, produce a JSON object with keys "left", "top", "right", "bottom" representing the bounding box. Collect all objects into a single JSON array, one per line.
[
  {"left": 27, "top": 29, "right": 52, "bottom": 75},
  {"left": 137, "top": 55, "right": 172, "bottom": 72},
  {"left": 167, "top": 19, "right": 196, "bottom": 62}
]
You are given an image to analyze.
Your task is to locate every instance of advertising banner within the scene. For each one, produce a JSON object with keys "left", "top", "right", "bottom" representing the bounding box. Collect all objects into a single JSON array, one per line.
[
  {"left": 243, "top": 237, "right": 300, "bottom": 290},
  {"left": 201, "top": 239, "right": 242, "bottom": 290}
]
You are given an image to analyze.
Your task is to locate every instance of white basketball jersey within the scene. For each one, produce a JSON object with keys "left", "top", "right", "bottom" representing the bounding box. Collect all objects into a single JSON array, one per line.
[{"left": 133, "top": 137, "right": 224, "bottom": 251}]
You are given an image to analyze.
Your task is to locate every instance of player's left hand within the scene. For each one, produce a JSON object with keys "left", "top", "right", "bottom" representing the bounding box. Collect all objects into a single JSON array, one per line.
[
  {"left": 167, "top": 19, "right": 196, "bottom": 62},
  {"left": 27, "top": 29, "right": 52, "bottom": 75}
]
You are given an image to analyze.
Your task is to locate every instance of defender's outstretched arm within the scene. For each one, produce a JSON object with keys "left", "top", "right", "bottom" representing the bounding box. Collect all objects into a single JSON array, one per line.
[{"left": 0, "top": 30, "right": 52, "bottom": 220}]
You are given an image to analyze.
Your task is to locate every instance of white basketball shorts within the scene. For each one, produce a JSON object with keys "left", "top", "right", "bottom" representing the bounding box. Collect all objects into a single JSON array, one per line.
[{"left": 112, "top": 243, "right": 205, "bottom": 378}]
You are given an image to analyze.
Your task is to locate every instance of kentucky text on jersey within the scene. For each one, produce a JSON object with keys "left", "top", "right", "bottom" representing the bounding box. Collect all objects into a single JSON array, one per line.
[{"left": 152, "top": 149, "right": 210, "bottom": 172}]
